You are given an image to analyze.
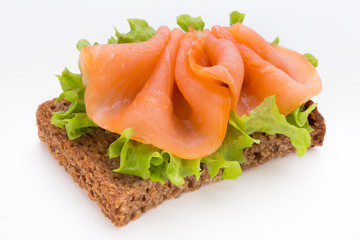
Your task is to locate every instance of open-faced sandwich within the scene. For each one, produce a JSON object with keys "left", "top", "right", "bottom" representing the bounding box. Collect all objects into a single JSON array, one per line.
[{"left": 36, "top": 12, "right": 326, "bottom": 226}]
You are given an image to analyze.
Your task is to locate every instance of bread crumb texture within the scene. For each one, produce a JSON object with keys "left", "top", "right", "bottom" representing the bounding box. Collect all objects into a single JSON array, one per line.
[{"left": 36, "top": 99, "right": 325, "bottom": 227}]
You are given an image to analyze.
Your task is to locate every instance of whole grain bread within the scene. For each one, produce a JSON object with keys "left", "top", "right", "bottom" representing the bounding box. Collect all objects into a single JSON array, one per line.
[{"left": 36, "top": 99, "right": 326, "bottom": 227}]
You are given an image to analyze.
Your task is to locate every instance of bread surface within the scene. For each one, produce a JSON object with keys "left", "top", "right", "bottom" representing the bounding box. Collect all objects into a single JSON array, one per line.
[{"left": 36, "top": 99, "right": 326, "bottom": 227}]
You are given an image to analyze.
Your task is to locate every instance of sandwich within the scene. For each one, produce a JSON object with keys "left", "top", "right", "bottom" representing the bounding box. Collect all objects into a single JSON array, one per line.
[{"left": 36, "top": 12, "right": 326, "bottom": 227}]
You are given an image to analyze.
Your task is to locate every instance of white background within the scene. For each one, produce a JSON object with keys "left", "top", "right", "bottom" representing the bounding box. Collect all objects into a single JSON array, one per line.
[{"left": 1, "top": 0, "right": 360, "bottom": 239}]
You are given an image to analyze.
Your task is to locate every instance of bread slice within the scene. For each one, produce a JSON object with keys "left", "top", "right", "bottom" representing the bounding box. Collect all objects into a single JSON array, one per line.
[{"left": 36, "top": 99, "right": 326, "bottom": 227}]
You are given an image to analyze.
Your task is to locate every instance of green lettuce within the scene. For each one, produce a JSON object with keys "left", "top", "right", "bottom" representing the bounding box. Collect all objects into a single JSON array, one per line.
[
  {"left": 110, "top": 19, "right": 156, "bottom": 44},
  {"left": 75, "top": 19, "right": 157, "bottom": 47},
  {"left": 107, "top": 126, "right": 243, "bottom": 186},
  {"left": 107, "top": 36, "right": 117, "bottom": 44},
  {"left": 166, "top": 154, "right": 202, "bottom": 185},
  {"left": 108, "top": 128, "right": 201, "bottom": 185},
  {"left": 286, "top": 102, "right": 317, "bottom": 132},
  {"left": 202, "top": 124, "right": 258, "bottom": 179},
  {"left": 230, "top": 11, "right": 245, "bottom": 25},
  {"left": 272, "top": 36, "right": 280, "bottom": 45},
  {"left": 51, "top": 68, "right": 97, "bottom": 140},
  {"left": 76, "top": 39, "right": 91, "bottom": 51},
  {"left": 51, "top": 91, "right": 82, "bottom": 128},
  {"left": 108, "top": 128, "right": 162, "bottom": 180},
  {"left": 176, "top": 14, "right": 205, "bottom": 32},
  {"left": 230, "top": 96, "right": 311, "bottom": 157},
  {"left": 108, "top": 96, "right": 314, "bottom": 186},
  {"left": 304, "top": 53, "right": 318, "bottom": 68},
  {"left": 76, "top": 39, "right": 99, "bottom": 51},
  {"left": 56, "top": 68, "right": 83, "bottom": 93},
  {"left": 63, "top": 113, "right": 97, "bottom": 140}
]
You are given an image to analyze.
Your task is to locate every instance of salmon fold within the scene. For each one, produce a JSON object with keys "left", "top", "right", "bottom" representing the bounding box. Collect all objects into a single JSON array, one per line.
[
  {"left": 79, "top": 26, "right": 244, "bottom": 159},
  {"left": 79, "top": 23, "right": 322, "bottom": 159},
  {"left": 211, "top": 23, "right": 322, "bottom": 116}
]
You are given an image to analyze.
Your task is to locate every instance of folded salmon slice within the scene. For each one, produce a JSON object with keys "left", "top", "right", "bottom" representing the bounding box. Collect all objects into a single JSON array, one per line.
[
  {"left": 79, "top": 22, "right": 321, "bottom": 159},
  {"left": 79, "top": 26, "right": 244, "bottom": 159},
  {"left": 211, "top": 23, "right": 322, "bottom": 116}
]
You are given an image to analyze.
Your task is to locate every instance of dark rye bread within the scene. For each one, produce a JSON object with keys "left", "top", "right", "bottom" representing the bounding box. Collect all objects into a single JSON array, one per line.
[{"left": 36, "top": 99, "right": 326, "bottom": 227}]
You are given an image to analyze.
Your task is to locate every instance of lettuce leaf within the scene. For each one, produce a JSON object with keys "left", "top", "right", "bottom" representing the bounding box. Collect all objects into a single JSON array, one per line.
[
  {"left": 76, "top": 39, "right": 99, "bottom": 51},
  {"left": 304, "top": 53, "right": 318, "bottom": 68},
  {"left": 108, "top": 96, "right": 313, "bottom": 186},
  {"left": 286, "top": 102, "right": 317, "bottom": 132},
  {"left": 202, "top": 124, "right": 258, "bottom": 179},
  {"left": 51, "top": 91, "right": 81, "bottom": 128},
  {"left": 230, "top": 11, "right": 245, "bottom": 25},
  {"left": 107, "top": 121, "right": 259, "bottom": 185},
  {"left": 112, "top": 19, "right": 156, "bottom": 44},
  {"left": 63, "top": 113, "right": 97, "bottom": 140},
  {"left": 106, "top": 19, "right": 156, "bottom": 44},
  {"left": 176, "top": 14, "right": 205, "bottom": 32},
  {"left": 56, "top": 68, "right": 83, "bottom": 92},
  {"left": 201, "top": 158, "right": 242, "bottom": 179},
  {"left": 107, "top": 36, "right": 118, "bottom": 44},
  {"left": 75, "top": 19, "right": 156, "bottom": 46},
  {"left": 229, "top": 96, "right": 311, "bottom": 157},
  {"left": 108, "top": 129, "right": 201, "bottom": 185},
  {"left": 76, "top": 39, "right": 91, "bottom": 51},
  {"left": 109, "top": 128, "right": 161, "bottom": 180},
  {"left": 272, "top": 36, "right": 280, "bottom": 45},
  {"left": 166, "top": 154, "right": 201, "bottom": 185},
  {"left": 51, "top": 68, "right": 97, "bottom": 139}
]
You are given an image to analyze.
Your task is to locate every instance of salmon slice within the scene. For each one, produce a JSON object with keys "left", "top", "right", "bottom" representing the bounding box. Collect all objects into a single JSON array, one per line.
[
  {"left": 188, "top": 30, "right": 244, "bottom": 109},
  {"left": 79, "top": 26, "right": 171, "bottom": 122},
  {"left": 212, "top": 24, "right": 322, "bottom": 116},
  {"left": 80, "top": 22, "right": 321, "bottom": 159},
  {"left": 79, "top": 27, "right": 244, "bottom": 159}
]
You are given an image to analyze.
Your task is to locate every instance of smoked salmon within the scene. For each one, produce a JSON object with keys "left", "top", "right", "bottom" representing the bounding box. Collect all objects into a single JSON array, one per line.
[
  {"left": 79, "top": 22, "right": 321, "bottom": 159},
  {"left": 212, "top": 23, "right": 322, "bottom": 116},
  {"left": 79, "top": 26, "right": 244, "bottom": 159}
]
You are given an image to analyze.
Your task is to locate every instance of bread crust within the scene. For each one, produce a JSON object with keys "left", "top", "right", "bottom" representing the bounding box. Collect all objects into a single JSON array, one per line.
[{"left": 36, "top": 99, "right": 325, "bottom": 227}]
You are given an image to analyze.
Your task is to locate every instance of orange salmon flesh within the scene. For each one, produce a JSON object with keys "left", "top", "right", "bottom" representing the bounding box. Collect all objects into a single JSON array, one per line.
[{"left": 79, "top": 23, "right": 322, "bottom": 159}]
